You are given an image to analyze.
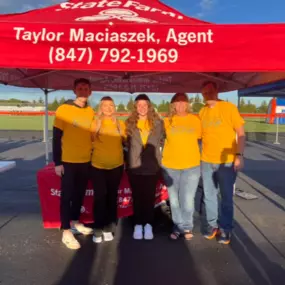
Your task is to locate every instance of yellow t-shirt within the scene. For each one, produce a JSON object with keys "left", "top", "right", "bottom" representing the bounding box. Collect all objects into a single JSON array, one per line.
[
  {"left": 53, "top": 102, "right": 94, "bottom": 163},
  {"left": 137, "top": 119, "right": 150, "bottom": 147},
  {"left": 162, "top": 114, "right": 201, "bottom": 169},
  {"left": 199, "top": 101, "right": 244, "bottom": 164},
  {"left": 91, "top": 118, "right": 125, "bottom": 169}
]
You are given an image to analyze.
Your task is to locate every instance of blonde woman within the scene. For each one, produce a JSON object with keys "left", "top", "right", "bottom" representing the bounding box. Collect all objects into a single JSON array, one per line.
[
  {"left": 162, "top": 93, "right": 201, "bottom": 241},
  {"left": 126, "top": 94, "right": 164, "bottom": 240},
  {"left": 90, "top": 96, "right": 125, "bottom": 243}
]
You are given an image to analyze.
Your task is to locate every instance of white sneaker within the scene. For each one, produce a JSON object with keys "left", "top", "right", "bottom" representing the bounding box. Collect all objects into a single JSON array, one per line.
[
  {"left": 144, "top": 224, "right": 154, "bottom": 240},
  {"left": 62, "top": 230, "right": 81, "bottom": 250},
  {"left": 133, "top": 225, "right": 143, "bottom": 240},
  {"left": 92, "top": 235, "right": 103, "bottom": 243},
  {"left": 103, "top": 232, "right": 114, "bottom": 242},
  {"left": 71, "top": 222, "right": 93, "bottom": 235}
]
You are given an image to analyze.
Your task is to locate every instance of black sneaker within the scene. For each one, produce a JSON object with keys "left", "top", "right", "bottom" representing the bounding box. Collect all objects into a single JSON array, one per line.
[
  {"left": 217, "top": 230, "right": 231, "bottom": 245},
  {"left": 203, "top": 227, "right": 218, "bottom": 240}
]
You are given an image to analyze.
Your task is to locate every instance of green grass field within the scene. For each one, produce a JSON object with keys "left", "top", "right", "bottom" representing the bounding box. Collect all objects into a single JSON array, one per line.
[{"left": 0, "top": 115, "right": 285, "bottom": 132}]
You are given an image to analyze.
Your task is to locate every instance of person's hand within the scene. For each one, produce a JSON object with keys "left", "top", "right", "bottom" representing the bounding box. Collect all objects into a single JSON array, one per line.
[
  {"left": 234, "top": 156, "right": 244, "bottom": 172},
  {"left": 55, "top": 165, "right": 64, "bottom": 177}
]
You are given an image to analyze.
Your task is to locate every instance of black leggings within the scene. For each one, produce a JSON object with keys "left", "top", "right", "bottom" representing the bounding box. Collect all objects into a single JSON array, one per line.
[
  {"left": 128, "top": 173, "right": 159, "bottom": 226},
  {"left": 60, "top": 162, "right": 90, "bottom": 230},
  {"left": 91, "top": 165, "right": 124, "bottom": 236}
]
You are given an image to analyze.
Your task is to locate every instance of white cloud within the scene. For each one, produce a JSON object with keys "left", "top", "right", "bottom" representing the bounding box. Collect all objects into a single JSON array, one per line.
[
  {"left": 200, "top": 0, "right": 215, "bottom": 11},
  {"left": 20, "top": 4, "right": 36, "bottom": 11},
  {"left": 195, "top": 0, "right": 216, "bottom": 18}
]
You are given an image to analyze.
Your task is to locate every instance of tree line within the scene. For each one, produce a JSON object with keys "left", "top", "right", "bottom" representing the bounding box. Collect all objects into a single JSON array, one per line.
[
  {"left": 42, "top": 96, "right": 272, "bottom": 113},
  {"left": 238, "top": 98, "right": 269, "bottom": 113},
  {"left": 0, "top": 96, "right": 270, "bottom": 113},
  {"left": 91, "top": 95, "right": 269, "bottom": 114}
]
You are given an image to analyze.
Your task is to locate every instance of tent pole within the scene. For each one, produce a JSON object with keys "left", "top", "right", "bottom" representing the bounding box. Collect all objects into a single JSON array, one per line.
[
  {"left": 237, "top": 95, "right": 241, "bottom": 111},
  {"left": 274, "top": 115, "right": 280, "bottom": 145},
  {"left": 43, "top": 89, "right": 49, "bottom": 165}
]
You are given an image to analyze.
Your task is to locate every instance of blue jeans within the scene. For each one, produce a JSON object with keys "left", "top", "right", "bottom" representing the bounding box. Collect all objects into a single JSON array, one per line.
[
  {"left": 162, "top": 166, "right": 201, "bottom": 232},
  {"left": 201, "top": 161, "right": 237, "bottom": 233}
]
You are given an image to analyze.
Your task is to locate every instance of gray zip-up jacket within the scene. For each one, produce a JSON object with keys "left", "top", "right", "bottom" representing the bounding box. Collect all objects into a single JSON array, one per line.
[{"left": 126, "top": 119, "right": 164, "bottom": 175}]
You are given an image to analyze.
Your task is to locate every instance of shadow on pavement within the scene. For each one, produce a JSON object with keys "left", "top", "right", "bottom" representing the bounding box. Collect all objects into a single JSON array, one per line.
[
  {"left": 241, "top": 158, "right": 285, "bottom": 201},
  {"left": 52, "top": 204, "right": 203, "bottom": 285},
  {"left": 231, "top": 221, "right": 285, "bottom": 285},
  {"left": 1, "top": 137, "right": 285, "bottom": 285},
  {"left": 113, "top": 215, "right": 203, "bottom": 285},
  {"left": 0, "top": 139, "right": 41, "bottom": 153},
  {"left": 240, "top": 137, "right": 285, "bottom": 201},
  {"left": 53, "top": 238, "right": 97, "bottom": 285},
  {"left": 238, "top": 174, "right": 285, "bottom": 213}
]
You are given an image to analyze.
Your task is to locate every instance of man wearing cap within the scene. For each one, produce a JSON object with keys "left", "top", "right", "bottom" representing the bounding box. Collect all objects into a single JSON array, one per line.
[{"left": 199, "top": 81, "right": 245, "bottom": 244}]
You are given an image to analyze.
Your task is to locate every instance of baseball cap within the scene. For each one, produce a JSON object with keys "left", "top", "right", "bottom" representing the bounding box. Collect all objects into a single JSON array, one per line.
[{"left": 135, "top": 94, "right": 150, "bottom": 102}]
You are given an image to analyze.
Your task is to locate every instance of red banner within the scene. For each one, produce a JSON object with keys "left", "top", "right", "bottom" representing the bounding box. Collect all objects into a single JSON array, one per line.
[
  {"left": 1, "top": 0, "right": 285, "bottom": 73},
  {"left": 37, "top": 163, "right": 168, "bottom": 228},
  {"left": 1, "top": 23, "right": 285, "bottom": 73},
  {"left": 1, "top": 0, "right": 285, "bottom": 93}
]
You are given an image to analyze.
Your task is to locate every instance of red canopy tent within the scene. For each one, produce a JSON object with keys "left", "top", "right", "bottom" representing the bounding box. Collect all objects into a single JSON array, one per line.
[
  {"left": 0, "top": 0, "right": 285, "bottom": 93},
  {"left": 1, "top": 0, "right": 285, "bottom": 164}
]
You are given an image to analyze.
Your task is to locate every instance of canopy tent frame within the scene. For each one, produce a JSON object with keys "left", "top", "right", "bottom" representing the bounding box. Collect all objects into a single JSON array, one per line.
[
  {"left": 237, "top": 79, "right": 285, "bottom": 108},
  {"left": 1, "top": 69, "right": 250, "bottom": 91},
  {"left": 1, "top": 0, "right": 285, "bottom": 165},
  {"left": 2, "top": 68, "right": 249, "bottom": 88},
  {"left": 1, "top": 69, "right": 284, "bottom": 165},
  {"left": 2, "top": 68, "right": 250, "bottom": 166},
  {"left": 238, "top": 79, "right": 285, "bottom": 98},
  {"left": 1, "top": 0, "right": 285, "bottom": 93}
]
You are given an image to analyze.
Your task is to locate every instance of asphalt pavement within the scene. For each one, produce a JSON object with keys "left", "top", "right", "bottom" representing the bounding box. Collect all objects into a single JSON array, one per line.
[{"left": 0, "top": 136, "right": 285, "bottom": 285}]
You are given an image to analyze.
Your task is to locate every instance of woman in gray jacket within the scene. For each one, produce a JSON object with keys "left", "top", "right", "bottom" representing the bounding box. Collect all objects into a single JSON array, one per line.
[{"left": 126, "top": 94, "right": 164, "bottom": 241}]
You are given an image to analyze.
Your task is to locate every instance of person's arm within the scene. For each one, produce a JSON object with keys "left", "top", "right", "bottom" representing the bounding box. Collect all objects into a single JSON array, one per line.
[
  {"left": 234, "top": 126, "right": 245, "bottom": 171},
  {"left": 90, "top": 120, "right": 96, "bottom": 142},
  {"left": 235, "top": 126, "right": 245, "bottom": 155},
  {"left": 120, "top": 120, "right": 127, "bottom": 143},
  {"left": 231, "top": 105, "right": 246, "bottom": 171},
  {"left": 52, "top": 127, "right": 63, "bottom": 166},
  {"left": 198, "top": 110, "right": 204, "bottom": 144},
  {"left": 52, "top": 108, "right": 65, "bottom": 176}
]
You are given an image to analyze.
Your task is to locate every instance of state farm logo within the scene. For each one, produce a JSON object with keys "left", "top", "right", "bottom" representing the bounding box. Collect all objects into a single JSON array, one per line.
[
  {"left": 76, "top": 9, "right": 157, "bottom": 23},
  {"left": 50, "top": 188, "right": 94, "bottom": 197}
]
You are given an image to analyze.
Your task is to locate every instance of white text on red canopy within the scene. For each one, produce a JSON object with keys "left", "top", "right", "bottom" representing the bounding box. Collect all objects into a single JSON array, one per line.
[
  {"left": 13, "top": 26, "right": 214, "bottom": 65},
  {"left": 56, "top": 0, "right": 184, "bottom": 19},
  {"left": 13, "top": 27, "right": 214, "bottom": 46}
]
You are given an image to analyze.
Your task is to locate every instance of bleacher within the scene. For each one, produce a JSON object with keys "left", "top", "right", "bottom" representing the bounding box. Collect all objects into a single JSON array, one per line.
[{"left": 0, "top": 106, "right": 45, "bottom": 112}]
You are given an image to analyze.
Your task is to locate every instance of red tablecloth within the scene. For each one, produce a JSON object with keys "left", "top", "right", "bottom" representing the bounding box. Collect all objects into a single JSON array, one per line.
[{"left": 37, "top": 163, "right": 169, "bottom": 228}]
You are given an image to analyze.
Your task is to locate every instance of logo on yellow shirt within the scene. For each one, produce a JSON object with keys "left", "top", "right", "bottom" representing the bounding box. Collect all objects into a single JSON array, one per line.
[
  {"left": 169, "top": 125, "right": 195, "bottom": 134},
  {"left": 202, "top": 118, "right": 222, "bottom": 128}
]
